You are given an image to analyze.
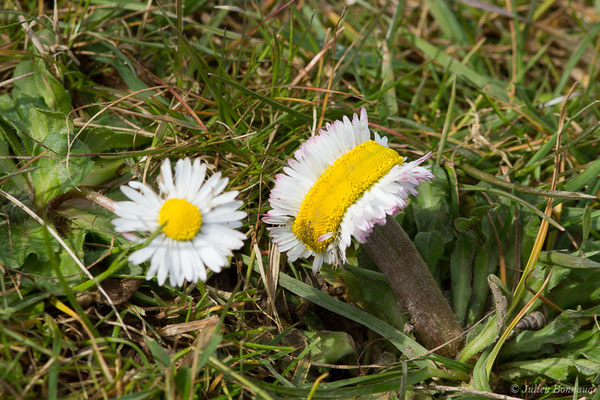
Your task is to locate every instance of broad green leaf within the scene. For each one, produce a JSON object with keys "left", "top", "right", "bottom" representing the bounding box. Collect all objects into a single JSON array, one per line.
[
  {"left": 22, "top": 228, "right": 87, "bottom": 289},
  {"left": 551, "top": 269, "right": 600, "bottom": 310},
  {"left": 341, "top": 270, "right": 405, "bottom": 330},
  {"left": 0, "top": 219, "right": 59, "bottom": 269},
  {"left": 82, "top": 126, "right": 150, "bottom": 153},
  {"left": 276, "top": 270, "right": 432, "bottom": 367},
  {"left": 414, "top": 231, "right": 445, "bottom": 283},
  {"left": 304, "top": 331, "right": 356, "bottom": 364},
  {"left": 558, "top": 329, "right": 600, "bottom": 361},
  {"left": 500, "top": 311, "right": 581, "bottom": 358},
  {"left": 57, "top": 205, "right": 123, "bottom": 244},
  {"left": 28, "top": 108, "right": 95, "bottom": 209},
  {"left": 12, "top": 60, "right": 71, "bottom": 114},
  {"left": 499, "top": 358, "right": 600, "bottom": 381}
]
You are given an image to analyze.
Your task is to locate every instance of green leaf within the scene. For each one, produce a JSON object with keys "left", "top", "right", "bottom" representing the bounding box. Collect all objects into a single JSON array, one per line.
[
  {"left": 500, "top": 311, "right": 581, "bottom": 358},
  {"left": 380, "top": 41, "right": 398, "bottom": 118},
  {"left": 28, "top": 108, "right": 95, "bottom": 209},
  {"left": 109, "top": 391, "right": 157, "bottom": 400},
  {"left": 21, "top": 228, "right": 87, "bottom": 289},
  {"left": 539, "top": 251, "right": 600, "bottom": 269},
  {"left": 414, "top": 231, "right": 445, "bottom": 283},
  {"left": 458, "top": 275, "right": 509, "bottom": 363},
  {"left": 82, "top": 126, "right": 150, "bottom": 153},
  {"left": 12, "top": 60, "right": 71, "bottom": 114},
  {"left": 582, "top": 204, "right": 591, "bottom": 248},
  {"left": 451, "top": 232, "right": 476, "bottom": 324},
  {"left": 304, "top": 331, "right": 356, "bottom": 364},
  {"left": 397, "top": 28, "right": 508, "bottom": 102},
  {"left": 341, "top": 269, "right": 405, "bottom": 330},
  {"left": 426, "top": 0, "right": 469, "bottom": 46},
  {"left": 472, "top": 347, "right": 493, "bottom": 392},
  {"left": 563, "top": 159, "right": 600, "bottom": 194},
  {"left": 57, "top": 205, "right": 123, "bottom": 244},
  {"left": 0, "top": 130, "right": 28, "bottom": 192},
  {"left": 0, "top": 219, "right": 59, "bottom": 269},
  {"left": 145, "top": 338, "right": 171, "bottom": 367},
  {"left": 467, "top": 243, "right": 496, "bottom": 325},
  {"left": 276, "top": 270, "right": 432, "bottom": 368},
  {"left": 499, "top": 358, "right": 600, "bottom": 381},
  {"left": 0, "top": 292, "right": 50, "bottom": 320}
]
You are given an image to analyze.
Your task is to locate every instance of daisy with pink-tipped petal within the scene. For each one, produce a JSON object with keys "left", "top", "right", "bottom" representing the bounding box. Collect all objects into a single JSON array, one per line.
[
  {"left": 263, "top": 108, "right": 433, "bottom": 272},
  {"left": 112, "top": 158, "right": 246, "bottom": 287}
]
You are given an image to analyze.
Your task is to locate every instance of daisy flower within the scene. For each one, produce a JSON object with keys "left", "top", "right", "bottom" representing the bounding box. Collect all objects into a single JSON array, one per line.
[
  {"left": 263, "top": 108, "right": 433, "bottom": 273},
  {"left": 112, "top": 158, "right": 247, "bottom": 286}
]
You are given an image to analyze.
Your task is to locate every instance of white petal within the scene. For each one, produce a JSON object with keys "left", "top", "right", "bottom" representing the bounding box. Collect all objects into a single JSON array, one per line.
[{"left": 263, "top": 109, "right": 433, "bottom": 272}]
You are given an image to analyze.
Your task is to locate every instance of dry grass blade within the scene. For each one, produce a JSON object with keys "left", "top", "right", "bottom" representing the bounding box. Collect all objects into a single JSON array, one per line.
[
  {"left": 158, "top": 315, "right": 219, "bottom": 337},
  {"left": 254, "top": 242, "right": 281, "bottom": 329},
  {"left": 50, "top": 297, "right": 114, "bottom": 381}
]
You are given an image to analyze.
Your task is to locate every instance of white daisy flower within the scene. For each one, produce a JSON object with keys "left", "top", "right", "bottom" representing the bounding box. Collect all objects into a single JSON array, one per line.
[
  {"left": 112, "top": 158, "right": 247, "bottom": 286},
  {"left": 263, "top": 108, "right": 433, "bottom": 273}
]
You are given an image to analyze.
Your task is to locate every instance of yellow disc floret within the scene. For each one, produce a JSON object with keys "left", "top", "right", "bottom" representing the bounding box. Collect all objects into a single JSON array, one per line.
[
  {"left": 158, "top": 198, "right": 202, "bottom": 241},
  {"left": 292, "top": 140, "right": 403, "bottom": 252}
]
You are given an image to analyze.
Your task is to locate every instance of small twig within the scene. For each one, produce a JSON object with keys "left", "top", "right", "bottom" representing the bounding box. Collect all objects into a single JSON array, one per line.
[
  {"left": 0, "top": 72, "right": 34, "bottom": 89},
  {"left": 524, "top": 281, "right": 564, "bottom": 312}
]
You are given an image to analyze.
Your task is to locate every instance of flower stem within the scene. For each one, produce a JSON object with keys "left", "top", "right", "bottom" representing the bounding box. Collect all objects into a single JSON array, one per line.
[{"left": 362, "top": 217, "right": 463, "bottom": 357}]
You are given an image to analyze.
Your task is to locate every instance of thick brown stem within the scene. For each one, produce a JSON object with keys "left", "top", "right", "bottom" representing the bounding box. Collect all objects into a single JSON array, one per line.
[{"left": 362, "top": 217, "right": 463, "bottom": 357}]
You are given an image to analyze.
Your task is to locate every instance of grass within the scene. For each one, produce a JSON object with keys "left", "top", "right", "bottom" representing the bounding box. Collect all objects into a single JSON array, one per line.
[{"left": 1, "top": 0, "right": 600, "bottom": 398}]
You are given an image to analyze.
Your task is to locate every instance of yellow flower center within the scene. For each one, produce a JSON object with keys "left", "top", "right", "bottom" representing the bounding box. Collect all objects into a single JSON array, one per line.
[
  {"left": 158, "top": 198, "right": 202, "bottom": 241},
  {"left": 292, "top": 140, "right": 403, "bottom": 252}
]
